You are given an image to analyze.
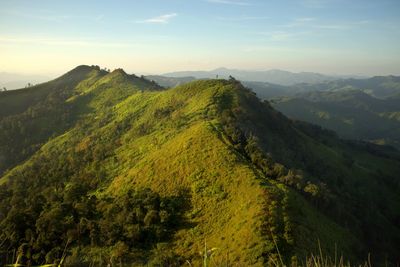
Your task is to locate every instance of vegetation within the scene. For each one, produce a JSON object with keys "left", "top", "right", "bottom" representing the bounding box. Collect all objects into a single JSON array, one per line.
[
  {"left": 144, "top": 75, "right": 196, "bottom": 88},
  {"left": 249, "top": 75, "right": 400, "bottom": 99},
  {"left": 272, "top": 89, "right": 400, "bottom": 149},
  {"left": 0, "top": 66, "right": 399, "bottom": 266}
]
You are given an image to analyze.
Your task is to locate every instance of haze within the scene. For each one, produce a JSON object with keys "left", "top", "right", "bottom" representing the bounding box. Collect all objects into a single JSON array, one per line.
[{"left": 1, "top": 0, "right": 399, "bottom": 76}]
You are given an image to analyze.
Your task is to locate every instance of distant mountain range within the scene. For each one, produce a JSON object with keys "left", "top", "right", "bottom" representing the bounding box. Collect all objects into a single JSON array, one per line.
[
  {"left": 145, "top": 73, "right": 400, "bottom": 100},
  {"left": 0, "top": 72, "right": 51, "bottom": 90},
  {"left": 246, "top": 75, "right": 400, "bottom": 99},
  {"left": 144, "top": 75, "right": 196, "bottom": 88},
  {"left": 147, "top": 74, "right": 400, "bottom": 150},
  {"left": 271, "top": 89, "right": 400, "bottom": 149},
  {"left": 163, "top": 67, "right": 364, "bottom": 86},
  {"left": 245, "top": 76, "right": 400, "bottom": 149}
]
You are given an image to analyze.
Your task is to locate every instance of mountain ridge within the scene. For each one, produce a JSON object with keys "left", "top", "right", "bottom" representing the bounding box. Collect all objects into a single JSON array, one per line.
[
  {"left": 271, "top": 88, "right": 400, "bottom": 149},
  {"left": 163, "top": 67, "right": 365, "bottom": 86}
]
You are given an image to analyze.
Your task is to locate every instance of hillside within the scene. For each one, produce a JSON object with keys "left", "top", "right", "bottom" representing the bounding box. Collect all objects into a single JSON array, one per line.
[
  {"left": 164, "top": 68, "right": 345, "bottom": 86},
  {"left": 304, "top": 76, "right": 400, "bottom": 99},
  {"left": 0, "top": 66, "right": 161, "bottom": 176},
  {"left": 0, "top": 67, "right": 399, "bottom": 266},
  {"left": 142, "top": 77, "right": 296, "bottom": 99},
  {"left": 145, "top": 75, "right": 196, "bottom": 88},
  {"left": 272, "top": 90, "right": 400, "bottom": 149},
  {"left": 250, "top": 76, "right": 400, "bottom": 100}
]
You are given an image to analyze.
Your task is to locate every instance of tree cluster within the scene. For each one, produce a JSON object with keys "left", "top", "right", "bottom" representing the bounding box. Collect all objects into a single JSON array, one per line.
[{"left": 0, "top": 179, "right": 183, "bottom": 266}]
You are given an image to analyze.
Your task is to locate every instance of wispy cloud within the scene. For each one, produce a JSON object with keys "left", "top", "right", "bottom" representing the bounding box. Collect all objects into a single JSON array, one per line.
[
  {"left": 279, "top": 17, "right": 317, "bottom": 28},
  {"left": 206, "top": 0, "right": 251, "bottom": 6},
  {"left": 0, "top": 37, "right": 133, "bottom": 48},
  {"left": 1, "top": 9, "right": 105, "bottom": 23},
  {"left": 136, "top": 13, "right": 177, "bottom": 24},
  {"left": 0, "top": 9, "right": 70, "bottom": 22},
  {"left": 314, "top": 24, "right": 349, "bottom": 30},
  {"left": 269, "top": 31, "right": 295, "bottom": 41},
  {"left": 313, "top": 20, "right": 370, "bottom": 30},
  {"left": 296, "top": 17, "right": 316, "bottom": 22},
  {"left": 301, "top": 0, "right": 329, "bottom": 8},
  {"left": 216, "top": 15, "right": 268, "bottom": 21},
  {"left": 242, "top": 45, "right": 299, "bottom": 53},
  {"left": 278, "top": 17, "right": 370, "bottom": 31},
  {"left": 256, "top": 31, "right": 311, "bottom": 42}
]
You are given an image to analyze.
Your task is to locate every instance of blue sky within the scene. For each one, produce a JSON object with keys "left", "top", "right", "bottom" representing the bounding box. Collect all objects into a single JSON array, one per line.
[{"left": 0, "top": 0, "right": 399, "bottom": 76}]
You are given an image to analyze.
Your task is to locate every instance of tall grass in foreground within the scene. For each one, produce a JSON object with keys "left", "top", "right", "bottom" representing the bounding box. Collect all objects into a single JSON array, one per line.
[
  {"left": 266, "top": 252, "right": 372, "bottom": 267},
  {"left": 266, "top": 239, "right": 373, "bottom": 267},
  {"left": 2, "top": 241, "right": 376, "bottom": 267},
  {"left": 1, "top": 255, "right": 375, "bottom": 267},
  {"left": 195, "top": 240, "right": 373, "bottom": 267}
]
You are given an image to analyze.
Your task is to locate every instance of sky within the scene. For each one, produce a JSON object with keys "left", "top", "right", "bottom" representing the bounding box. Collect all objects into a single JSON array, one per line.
[{"left": 0, "top": 0, "right": 399, "bottom": 76}]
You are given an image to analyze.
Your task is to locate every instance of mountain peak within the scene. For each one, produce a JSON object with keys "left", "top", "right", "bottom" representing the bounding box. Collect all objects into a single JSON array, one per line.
[
  {"left": 72, "top": 64, "right": 96, "bottom": 71},
  {"left": 110, "top": 68, "right": 128, "bottom": 76},
  {"left": 61, "top": 65, "right": 98, "bottom": 77}
]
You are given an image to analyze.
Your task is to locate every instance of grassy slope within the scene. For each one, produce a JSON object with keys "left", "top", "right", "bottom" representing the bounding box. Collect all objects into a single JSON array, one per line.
[
  {"left": 0, "top": 65, "right": 106, "bottom": 118},
  {"left": 1, "top": 72, "right": 399, "bottom": 265},
  {"left": 0, "top": 66, "right": 109, "bottom": 175},
  {"left": 144, "top": 75, "right": 196, "bottom": 88},
  {"left": 105, "top": 81, "right": 270, "bottom": 264}
]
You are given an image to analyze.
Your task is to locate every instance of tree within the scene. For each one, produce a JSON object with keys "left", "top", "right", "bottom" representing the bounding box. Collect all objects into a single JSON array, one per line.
[
  {"left": 2, "top": 87, "right": 6, "bottom": 91},
  {"left": 228, "top": 75, "right": 236, "bottom": 81},
  {"left": 111, "top": 241, "right": 129, "bottom": 266}
]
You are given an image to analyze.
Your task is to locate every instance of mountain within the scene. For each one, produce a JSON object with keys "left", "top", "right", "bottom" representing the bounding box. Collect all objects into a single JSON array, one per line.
[
  {"left": 0, "top": 72, "right": 51, "bottom": 90},
  {"left": 242, "top": 81, "right": 293, "bottom": 99},
  {"left": 0, "top": 65, "right": 160, "bottom": 176},
  {"left": 144, "top": 75, "right": 196, "bottom": 88},
  {"left": 305, "top": 76, "right": 400, "bottom": 99},
  {"left": 164, "top": 68, "right": 348, "bottom": 86},
  {"left": 142, "top": 75, "right": 400, "bottom": 101},
  {"left": 250, "top": 76, "right": 400, "bottom": 100},
  {"left": 0, "top": 66, "right": 399, "bottom": 266},
  {"left": 271, "top": 89, "right": 400, "bottom": 149}
]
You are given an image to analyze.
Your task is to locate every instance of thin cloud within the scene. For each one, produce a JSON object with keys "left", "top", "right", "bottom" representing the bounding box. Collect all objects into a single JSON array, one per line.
[
  {"left": 1, "top": 10, "right": 70, "bottom": 22},
  {"left": 280, "top": 17, "right": 317, "bottom": 28},
  {"left": 1, "top": 9, "right": 105, "bottom": 23},
  {"left": 242, "top": 45, "right": 299, "bottom": 53},
  {"left": 0, "top": 37, "right": 133, "bottom": 48},
  {"left": 314, "top": 24, "right": 350, "bottom": 30},
  {"left": 313, "top": 20, "right": 370, "bottom": 30},
  {"left": 295, "top": 17, "right": 316, "bottom": 22},
  {"left": 257, "top": 31, "right": 311, "bottom": 42},
  {"left": 217, "top": 15, "right": 269, "bottom": 21},
  {"left": 302, "top": 0, "right": 329, "bottom": 8},
  {"left": 269, "top": 31, "right": 295, "bottom": 41},
  {"left": 217, "top": 16, "right": 269, "bottom": 21},
  {"left": 278, "top": 18, "right": 370, "bottom": 31},
  {"left": 206, "top": 0, "right": 251, "bottom": 6},
  {"left": 136, "top": 13, "right": 177, "bottom": 24}
]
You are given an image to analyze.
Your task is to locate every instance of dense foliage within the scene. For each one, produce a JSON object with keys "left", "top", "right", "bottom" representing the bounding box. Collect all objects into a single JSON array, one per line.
[
  {"left": 249, "top": 75, "right": 400, "bottom": 99},
  {"left": 0, "top": 66, "right": 108, "bottom": 176},
  {"left": 213, "top": 79, "right": 400, "bottom": 264},
  {"left": 0, "top": 181, "right": 183, "bottom": 265},
  {"left": 272, "top": 89, "right": 400, "bottom": 149}
]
